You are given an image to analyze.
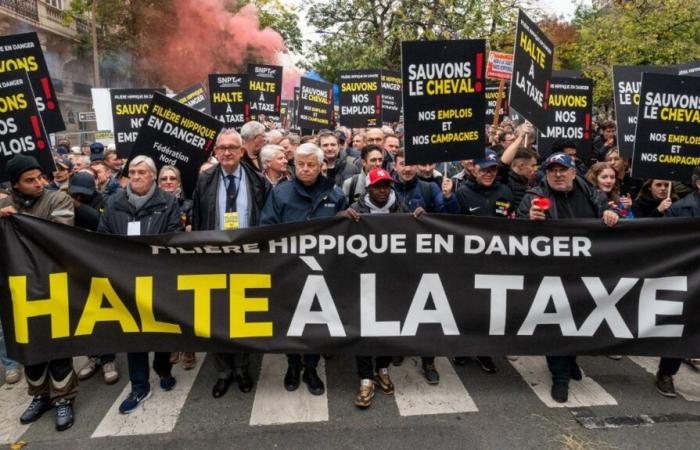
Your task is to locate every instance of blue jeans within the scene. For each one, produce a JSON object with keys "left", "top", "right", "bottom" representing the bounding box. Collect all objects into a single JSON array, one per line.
[
  {"left": 0, "top": 319, "right": 21, "bottom": 370},
  {"left": 127, "top": 352, "right": 172, "bottom": 394}
]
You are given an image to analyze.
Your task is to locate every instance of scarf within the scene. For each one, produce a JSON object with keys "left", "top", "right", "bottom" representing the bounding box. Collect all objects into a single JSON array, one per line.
[
  {"left": 364, "top": 190, "right": 396, "bottom": 214},
  {"left": 126, "top": 183, "right": 156, "bottom": 211}
]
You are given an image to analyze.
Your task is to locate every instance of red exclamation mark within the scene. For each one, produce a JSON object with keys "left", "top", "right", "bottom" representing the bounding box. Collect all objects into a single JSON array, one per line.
[
  {"left": 244, "top": 103, "right": 250, "bottom": 122},
  {"left": 30, "top": 115, "right": 46, "bottom": 150},
  {"left": 544, "top": 80, "right": 550, "bottom": 110},
  {"left": 475, "top": 53, "right": 484, "bottom": 93},
  {"left": 584, "top": 112, "right": 591, "bottom": 140},
  {"left": 276, "top": 95, "right": 280, "bottom": 112},
  {"left": 40, "top": 77, "right": 55, "bottom": 110}
]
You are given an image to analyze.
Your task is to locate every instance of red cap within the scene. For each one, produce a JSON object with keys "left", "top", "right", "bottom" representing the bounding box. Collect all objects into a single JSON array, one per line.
[{"left": 366, "top": 168, "right": 394, "bottom": 186}]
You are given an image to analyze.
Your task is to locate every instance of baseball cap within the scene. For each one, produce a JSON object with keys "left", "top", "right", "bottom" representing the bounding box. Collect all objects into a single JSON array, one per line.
[
  {"left": 55, "top": 157, "right": 73, "bottom": 171},
  {"left": 69, "top": 171, "right": 96, "bottom": 196},
  {"left": 366, "top": 168, "right": 394, "bottom": 187},
  {"left": 474, "top": 149, "right": 499, "bottom": 168},
  {"left": 542, "top": 152, "right": 575, "bottom": 171}
]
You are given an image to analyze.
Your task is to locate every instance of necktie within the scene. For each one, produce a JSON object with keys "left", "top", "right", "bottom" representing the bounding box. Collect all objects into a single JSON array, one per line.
[{"left": 226, "top": 174, "right": 237, "bottom": 212}]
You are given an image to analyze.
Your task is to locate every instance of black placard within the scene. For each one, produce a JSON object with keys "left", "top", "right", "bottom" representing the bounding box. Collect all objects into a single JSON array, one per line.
[
  {"left": 380, "top": 70, "right": 402, "bottom": 124},
  {"left": 297, "top": 77, "right": 334, "bottom": 131},
  {"left": 402, "top": 39, "right": 486, "bottom": 164},
  {"left": 173, "top": 83, "right": 210, "bottom": 115},
  {"left": 339, "top": 70, "right": 381, "bottom": 128},
  {"left": 537, "top": 77, "right": 593, "bottom": 159},
  {"left": 485, "top": 84, "right": 509, "bottom": 125},
  {"left": 292, "top": 86, "right": 300, "bottom": 128},
  {"left": 509, "top": 10, "right": 554, "bottom": 131},
  {"left": 0, "top": 32, "right": 64, "bottom": 133},
  {"left": 675, "top": 61, "right": 700, "bottom": 78},
  {"left": 631, "top": 73, "right": 700, "bottom": 182},
  {"left": 110, "top": 88, "right": 163, "bottom": 158},
  {"left": 0, "top": 70, "right": 53, "bottom": 182},
  {"left": 612, "top": 65, "right": 675, "bottom": 158},
  {"left": 247, "top": 64, "right": 282, "bottom": 121},
  {"left": 125, "top": 93, "right": 223, "bottom": 197},
  {"left": 208, "top": 73, "right": 248, "bottom": 128}
]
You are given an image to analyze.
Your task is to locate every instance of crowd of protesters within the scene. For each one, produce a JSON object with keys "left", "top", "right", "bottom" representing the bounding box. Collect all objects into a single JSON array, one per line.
[{"left": 1, "top": 116, "right": 699, "bottom": 431}]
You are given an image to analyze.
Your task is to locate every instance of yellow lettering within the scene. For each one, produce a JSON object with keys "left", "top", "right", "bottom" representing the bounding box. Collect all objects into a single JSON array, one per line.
[
  {"left": 74, "top": 278, "right": 139, "bottom": 335},
  {"left": 9, "top": 273, "right": 70, "bottom": 344},
  {"left": 229, "top": 274, "right": 272, "bottom": 338},
  {"left": 177, "top": 274, "right": 227, "bottom": 338},
  {"left": 135, "top": 277, "right": 181, "bottom": 334}
]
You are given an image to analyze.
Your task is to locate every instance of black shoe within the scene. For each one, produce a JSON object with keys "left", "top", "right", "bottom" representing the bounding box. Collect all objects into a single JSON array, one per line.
[
  {"left": 392, "top": 357, "right": 404, "bottom": 366},
  {"left": 236, "top": 370, "right": 254, "bottom": 393},
  {"left": 551, "top": 383, "right": 568, "bottom": 403},
  {"left": 284, "top": 366, "right": 301, "bottom": 392},
  {"left": 302, "top": 367, "right": 325, "bottom": 396},
  {"left": 476, "top": 356, "right": 498, "bottom": 374},
  {"left": 212, "top": 376, "right": 233, "bottom": 398},
  {"left": 452, "top": 357, "right": 468, "bottom": 366},
  {"left": 422, "top": 363, "right": 440, "bottom": 385},
  {"left": 20, "top": 395, "right": 51, "bottom": 424},
  {"left": 656, "top": 373, "right": 677, "bottom": 398},
  {"left": 55, "top": 399, "right": 74, "bottom": 431},
  {"left": 570, "top": 362, "right": 583, "bottom": 381}
]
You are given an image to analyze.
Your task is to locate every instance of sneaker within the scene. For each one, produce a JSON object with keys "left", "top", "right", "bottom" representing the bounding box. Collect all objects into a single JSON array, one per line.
[
  {"left": 77, "top": 357, "right": 100, "bottom": 380},
  {"left": 374, "top": 368, "right": 394, "bottom": 394},
  {"left": 551, "top": 383, "right": 568, "bottom": 403},
  {"left": 5, "top": 367, "right": 22, "bottom": 384},
  {"left": 119, "top": 390, "right": 152, "bottom": 414},
  {"left": 607, "top": 355, "right": 622, "bottom": 360},
  {"left": 506, "top": 356, "right": 519, "bottom": 362},
  {"left": 392, "top": 356, "right": 404, "bottom": 366},
  {"left": 181, "top": 352, "right": 196, "bottom": 370},
  {"left": 422, "top": 363, "right": 440, "bottom": 385},
  {"left": 476, "top": 356, "right": 498, "bottom": 374},
  {"left": 160, "top": 375, "right": 176, "bottom": 391},
  {"left": 656, "top": 373, "right": 677, "bottom": 398},
  {"left": 302, "top": 367, "right": 325, "bottom": 396},
  {"left": 102, "top": 362, "right": 119, "bottom": 385},
  {"left": 54, "top": 399, "right": 74, "bottom": 431},
  {"left": 452, "top": 357, "right": 468, "bottom": 366},
  {"left": 355, "top": 379, "right": 375, "bottom": 408},
  {"left": 20, "top": 395, "right": 51, "bottom": 424},
  {"left": 169, "top": 352, "right": 181, "bottom": 365}
]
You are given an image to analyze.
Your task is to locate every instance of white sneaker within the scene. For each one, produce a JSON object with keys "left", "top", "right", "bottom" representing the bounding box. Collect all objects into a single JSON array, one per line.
[
  {"left": 506, "top": 356, "right": 519, "bottom": 361},
  {"left": 5, "top": 367, "right": 22, "bottom": 384},
  {"left": 102, "top": 362, "right": 119, "bottom": 385},
  {"left": 78, "top": 357, "right": 99, "bottom": 380}
]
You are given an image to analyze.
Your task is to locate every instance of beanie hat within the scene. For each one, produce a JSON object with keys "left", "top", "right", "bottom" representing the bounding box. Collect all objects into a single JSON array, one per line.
[{"left": 6, "top": 154, "right": 42, "bottom": 184}]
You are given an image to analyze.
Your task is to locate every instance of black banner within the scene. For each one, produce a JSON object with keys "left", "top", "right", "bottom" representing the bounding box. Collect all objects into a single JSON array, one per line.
[
  {"left": 208, "top": 73, "right": 248, "bottom": 129},
  {"left": 402, "top": 39, "right": 486, "bottom": 164},
  {"left": 537, "top": 77, "right": 593, "bottom": 159},
  {"left": 297, "top": 77, "right": 334, "bottom": 131},
  {"left": 676, "top": 61, "right": 700, "bottom": 78},
  {"left": 380, "top": 70, "right": 402, "bottom": 124},
  {"left": 0, "top": 32, "right": 64, "bottom": 133},
  {"left": 631, "top": 73, "right": 700, "bottom": 181},
  {"left": 0, "top": 70, "right": 53, "bottom": 182},
  {"left": 339, "top": 70, "right": 381, "bottom": 128},
  {"left": 247, "top": 64, "right": 282, "bottom": 121},
  {"left": 173, "top": 82, "right": 211, "bottom": 115},
  {"left": 110, "top": 88, "right": 163, "bottom": 158},
  {"left": 509, "top": 10, "right": 554, "bottom": 132},
  {"left": 612, "top": 65, "right": 675, "bottom": 158},
  {"left": 3, "top": 214, "right": 700, "bottom": 366},
  {"left": 485, "top": 84, "right": 509, "bottom": 125},
  {"left": 126, "top": 93, "right": 223, "bottom": 196}
]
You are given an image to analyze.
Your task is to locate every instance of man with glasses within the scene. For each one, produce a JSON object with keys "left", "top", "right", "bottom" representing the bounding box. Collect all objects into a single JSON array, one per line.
[{"left": 191, "top": 128, "right": 270, "bottom": 400}]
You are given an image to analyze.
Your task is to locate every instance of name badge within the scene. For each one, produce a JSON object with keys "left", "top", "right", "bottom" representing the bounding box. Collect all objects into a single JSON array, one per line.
[
  {"left": 224, "top": 212, "right": 240, "bottom": 230},
  {"left": 127, "top": 221, "right": 141, "bottom": 236}
]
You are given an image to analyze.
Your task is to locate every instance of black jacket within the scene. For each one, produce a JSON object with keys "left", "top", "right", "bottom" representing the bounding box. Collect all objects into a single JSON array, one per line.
[
  {"left": 97, "top": 187, "right": 182, "bottom": 235},
  {"left": 507, "top": 170, "right": 531, "bottom": 212},
  {"left": 191, "top": 164, "right": 269, "bottom": 231},
  {"left": 455, "top": 179, "right": 514, "bottom": 217},
  {"left": 327, "top": 150, "right": 361, "bottom": 188},
  {"left": 666, "top": 191, "right": 700, "bottom": 217},
  {"left": 517, "top": 176, "right": 608, "bottom": 220},
  {"left": 74, "top": 192, "right": 106, "bottom": 231},
  {"left": 631, "top": 192, "right": 664, "bottom": 218}
]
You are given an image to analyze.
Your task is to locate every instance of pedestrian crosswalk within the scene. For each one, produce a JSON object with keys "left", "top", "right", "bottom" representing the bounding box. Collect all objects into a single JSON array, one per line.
[{"left": 1, "top": 354, "right": 699, "bottom": 444}]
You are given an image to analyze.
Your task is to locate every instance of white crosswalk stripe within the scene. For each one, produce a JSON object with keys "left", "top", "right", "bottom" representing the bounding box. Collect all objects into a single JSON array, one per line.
[
  {"left": 249, "top": 354, "right": 329, "bottom": 426},
  {"left": 509, "top": 356, "right": 617, "bottom": 408},
  {"left": 0, "top": 378, "right": 31, "bottom": 445},
  {"left": 628, "top": 356, "right": 700, "bottom": 401}
]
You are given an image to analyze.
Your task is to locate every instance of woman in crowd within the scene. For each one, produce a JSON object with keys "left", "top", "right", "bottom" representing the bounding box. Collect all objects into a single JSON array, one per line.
[
  {"left": 585, "top": 162, "right": 633, "bottom": 218},
  {"left": 631, "top": 178, "right": 676, "bottom": 218}
]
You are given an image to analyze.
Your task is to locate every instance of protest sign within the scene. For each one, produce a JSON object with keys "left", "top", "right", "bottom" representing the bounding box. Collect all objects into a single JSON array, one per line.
[
  {"left": 509, "top": 10, "right": 554, "bottom": 131},
  {"left": 537, "top": 77, "right": 593, "bottom": 159},
  {"left": 208, "top": 73, "right": 248, "bottom": 128},
  {"left": 380, "top": 70, "right": 402, "bottom": 124},
  {"left": 292, "top": 86, "right": 300, "bottom": 128},
  {"left": 125, "top": 93, "right": 223, "bottom": 196},
  {"left": 676, "top": 61, "right": 700, "bottom": 78},
  {"left": 0, "top": 70, "right": 53, "bottom": 182},
  {"left": 402, "top": 39, "right": 486, "bottom": 164},
  {"left": 612, "top": 65, "right": 675, "bottom": 157},
  {"left": 110, "top": 88, "right": 163, "bottom": 158},
  {"left": 247, "top": 64, "right": 282, "bottom": 121},
  {"left": 339, "top": 70, "right": 381, "bottom": 128},
  {"left": 173, "top": 82, "right": 210, "bottom": 115},
  {"left": 297, "top": 77, "right": 334, "bottom": 130},
  {"left": 631, "top": 73, "right": 700, "bottom": 181},
  {"left": 0, "top": 32, "right": 64, "bottom": 133},
  {"left": 486, "top": 52, "right": 513, "bottom": 81},
  {"left": 3, "top": 213, "right": 700, "bottom": 365},
  {"left": 485, "top": 85, "right": 509, "bottom": 124}
]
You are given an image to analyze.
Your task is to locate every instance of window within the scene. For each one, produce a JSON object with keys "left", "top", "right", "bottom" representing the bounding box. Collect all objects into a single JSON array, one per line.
[{"left": 45, "top": 0, "right": 64, "bottom": 10}]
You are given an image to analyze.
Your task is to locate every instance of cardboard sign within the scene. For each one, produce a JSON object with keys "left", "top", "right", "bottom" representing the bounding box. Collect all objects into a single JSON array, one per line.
[
  {"left": 380, "top": 70, "right": 402, "bottom": 124},
  {"left": 509, "top": 10, "right": 554, "bottom": 131},
  {"left": 0, "top": 32, "right": 64, "bottom": 133},
  {"left": 339, "top": 69, "right": 381, "bottom": 128},
  {"left": 537, "top": 77, "right": 593, "bottom": 159},
  {"left": 612, "top": 65, "right": 676, "bottom": 158},
  {"left": 173, "top": 83, "right": 210, "bottom": 115},
  {"left": 485, "top": 84, "right": 509, "bottom": 124},
  {"left": 126, "top": 93, "right": 223, "bottom": 197},
  {"left": 247, "top": 64, "right": 282, "bottom": 121},
  {"left": 486, "top": 52, "right": 513, "bottom": 81},
  {"left": 208, "top": 73, "right": 248, "bottom": 128},
  {"left": 631, "top": 73, "right": 700, "bottom": 182},
  {"left": 110, "top": 88, "right": 163, "bottom": 158},
  {"left": 402, "top": 39, "right": 486, "bottom": 164},
  {"left": 0, "top": 70, "right": 54, "bottom": 182},
  {"left": 296, "top": 77, "right": 333, "bottom": 131}
]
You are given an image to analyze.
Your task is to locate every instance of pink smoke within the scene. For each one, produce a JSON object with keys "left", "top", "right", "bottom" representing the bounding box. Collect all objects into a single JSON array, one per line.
[{"left": 282, "top": 65, "right": 303, "bottom": 100}]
